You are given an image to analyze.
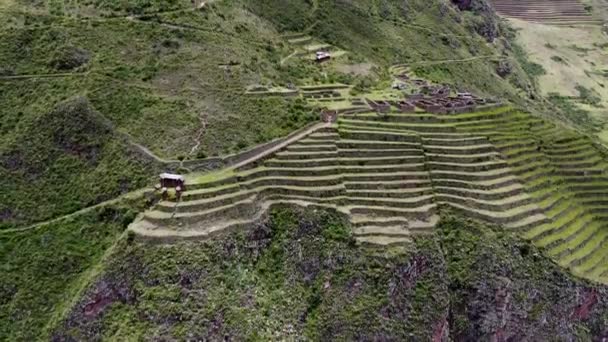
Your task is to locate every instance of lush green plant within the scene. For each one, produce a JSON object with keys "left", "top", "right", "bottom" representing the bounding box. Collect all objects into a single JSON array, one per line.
[{"left": 0, "top": 202, "right": 138, "bottom": 341}]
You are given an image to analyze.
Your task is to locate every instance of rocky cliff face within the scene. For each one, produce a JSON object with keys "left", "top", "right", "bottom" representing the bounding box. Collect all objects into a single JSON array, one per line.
[{"left": 51, "top": 207, "right": 608, "bottom": 341}]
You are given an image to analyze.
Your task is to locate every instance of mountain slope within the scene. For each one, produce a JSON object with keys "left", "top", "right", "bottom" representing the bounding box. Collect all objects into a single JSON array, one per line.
[{"left": 47, "top": 206, "right": 608, "bottom": 341}]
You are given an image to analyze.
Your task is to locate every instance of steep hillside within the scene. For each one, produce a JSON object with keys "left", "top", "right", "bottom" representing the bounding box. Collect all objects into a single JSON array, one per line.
[
  {"left": 3, "top": 0, "right": 608, "bottom": 340},
  {"left": 0, "top": 97, "right": 157, "bottom": 228},
  {"left": 488, "top": 0, "right": 608, "bottom": 147},
  {"left": 0, "top": 0, "right": 545, "bottom": 228},
  {"left": 49, "top": 207, "right": 608, "bottom": 340},
  {"left": 0, "top": 199, "right": 142, "bottom": 341}
]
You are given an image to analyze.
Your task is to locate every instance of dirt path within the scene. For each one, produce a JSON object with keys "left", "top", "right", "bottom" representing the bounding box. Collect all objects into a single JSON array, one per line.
[
  {"left": 1, "top": 122, "right": 328, "bottom": 235},
  {"left": 0, "top": 189, "right": 148, "bottom": 235},
  {"left": 188, "top": 111, "right": 208, "bottom": 157},
  {"left": 280, "top": 50, "right": 298, "bottom": 65},
  {"left": 408, "top": 54, "right": 505, "bottom": 67},
  {"left": 0, "top": 72, "right": 89, "bottom": 80}
]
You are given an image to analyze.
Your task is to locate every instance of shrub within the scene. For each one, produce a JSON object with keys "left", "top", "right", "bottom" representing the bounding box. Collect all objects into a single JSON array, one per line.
[{"left": 49, "top": 46, "right": 91, "bottom": 71}]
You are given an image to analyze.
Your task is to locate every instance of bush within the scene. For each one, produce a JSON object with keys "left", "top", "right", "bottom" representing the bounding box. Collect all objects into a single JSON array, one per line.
[{"left": 49, "top": 46, "right": 91, "bottom": 71}]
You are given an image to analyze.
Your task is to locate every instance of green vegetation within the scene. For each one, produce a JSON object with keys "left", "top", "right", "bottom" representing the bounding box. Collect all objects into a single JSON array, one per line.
[
  {"left": 2, "top": 0, "right": 608, "bottom": 339},
  {"left": 0, "top": 199, "right": 140, "bottom": 341},
  {"left": 576, "top": 85, "right": 602, "bottom": 107},
  {"left": 548, "top": 93, "right": 598, "bottom": 130},
  {"left": 0, "top": 97, "right": 157, "bottom": 229},
  {"left": 39, "top": 207, "right": 608, "bottom": 340},
  {"left": 551, "top": 55, "right": 568, "bottom": 65},
  {"left": 52, "top": 206, "right": 448, "bottom": 340},
  {"left": 512, "top": 42, "right": 546, "bottom": 79}
]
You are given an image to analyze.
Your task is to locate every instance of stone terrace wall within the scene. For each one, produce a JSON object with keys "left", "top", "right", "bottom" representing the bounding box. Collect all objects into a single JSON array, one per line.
[{"left": 164, "top": 121, "right": 321, "bottom": 173}]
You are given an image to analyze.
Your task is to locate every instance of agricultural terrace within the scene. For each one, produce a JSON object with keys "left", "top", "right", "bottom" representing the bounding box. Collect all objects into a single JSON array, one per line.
[
  {"left": 132, "top": 105, "right": 608, "bottom": 285},
  {"left": 490, "top": 0, "right": 603, "bottom": 25}
]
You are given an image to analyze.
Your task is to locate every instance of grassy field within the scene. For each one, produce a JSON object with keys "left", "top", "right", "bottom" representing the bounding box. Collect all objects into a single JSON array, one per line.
[{"left": 507, "top": 18, "right": 608, "bottom": 139}]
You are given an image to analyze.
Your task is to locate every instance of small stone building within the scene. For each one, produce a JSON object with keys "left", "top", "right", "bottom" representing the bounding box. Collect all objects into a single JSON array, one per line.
[{"left": 160, "top": 173, "right": 185, "bottom": 190}]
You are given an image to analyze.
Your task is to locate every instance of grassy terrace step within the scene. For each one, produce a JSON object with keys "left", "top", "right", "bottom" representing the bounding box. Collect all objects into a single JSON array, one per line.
[
  {"left": 551, "top": 158, "right": 605, "bottom": 170},
  {"left": 433, "top": 183, "right": 525, "bottom": 201},
  {"left": 338, "top": 148, "right": 424, "bottom": 158},
  {"left": 545, "top": 141, "right": 590, "bottom": 153},
  {"left": 307, "top": 132, "right": 340, "bottom": 140},
  {"left": 343, "top": 171, "right": 431, "bottom": 182},
  {"left": 355, "top": 235, "right": 412, "bottom": 246},
  {"left": 548, "top": 148, "right": 597, "bottom": 161},
  {"left": 430, "top": 168, "right": 513, "bottom": 181},
  {"left": 571, "top": 234, "right": 608, "bottom": 274},
  {"left": 501, "top": 145, "right": 543, "bottom": 159},
  {"left": 339, "top": 119, "right": 458, "bottom": 133},
  {"left": 183, "top": 184, "right": 346, "bottom": 209},
  {"left": 346, "top": 195, "right": 435, "bottom": 209},
  {"left": 144, "top": 197, "right": 258, "bottom": 226},
  {"left": 562, "top": 175, "right": 608, "bottom": 183},
  {"left": 520, "top": 170, "right": 556, "bottom": 188},
  {"left": 586, "top": 257, "right": 608, "bottom": 281},
  {"left": 441, "top": 201, "right": 543, "bottom": 225},
  {"left": 349, "top": 214, "right": 438, "bottom": 233},
  {"left": 566, "top": 184, "right": 608, "bottom": 199},
  {"left": 238, "top": 165, "right": 430, "bottom": 181},
  {"left": 352, "top": 113, "right": 442, "bottom": 123},
  {"left": 345, "top": 187, "right": 434, "bottom": 198},
  {"left": 286, "top": 144, "right": 338, "bottom": 152},
  {"left": 426, "top": 160, "right": 508, "bottom": 172},
  {"left": 425, "top": 152, "right": 502, "bottom": 164},
  {"left": 275, "top": 151, "right": 339, "bottom": 160},
  {"left": 507, "top": 214, "right": 550, "bottom": 231},
  {"left": 575, "top": 196, "right": 608, "bottom": 207},
  {"left": 181, "top": 183, "right": 241, "bottom": 201},
  {"left": 423, "top": 144, "right": 496, "bottom": 155},
  {"left": 557, "top": 168, "right": 606, "bottom": 177},
  {"left": 570, "top": 182, "right": 608, "bottom": 192},
  {"left": 344, "top": 179, "right": 431, "bottom": 190},
  {"left": 353, "top": 225, "right": 410, "bottom": 237},
  {"left": 354, "top": 108, "right": 513, "bottom": 124},
  {"left": 454, "top": 116, "right": 537, "bottom": 130},
  {"left": 296, "top": 138, "right": 338, "bottom": 145},
  {"left": 264, "top": 158, "right": 340, "bottom": 168},
  {"left": 266, "top": 155, "right": 426, "bottom": 168},
  {"left": 338, "top": 123, "right": 416, "bottom": 135},
  {"left": 421, "top": 136, "right": 489, "bottom": 146},
  {"left": 431, "top": 175, "right": 519, "bottom": 190},
  {"left": 459, "top": 120, "right": 544, "bottom": 134},
  {"left": 565, "top": 228, "right": 608, "bottom": 273},
  {"left": 535, "top": 209, "right": 591, "bottom": 248},
  {"left": 336, "top": 139, "right": 420, "bottom": 149},
  {"left": 546, "top": 215, "right": 600, "bottom": 257},
  {"left": 347, "top": 203, "right": 437, "bottom": 220},
  {"left": 161, "top": 190, "right": 256, "bottom": 213},
  {"left": 511, "top": 162, "right": 553, "bottom": 181},
  {"left": 339, "top": 129, "right": 421, "bottom": 142},
  {"left": 436, "top": 192, "right": 532, "bottom": 211}
]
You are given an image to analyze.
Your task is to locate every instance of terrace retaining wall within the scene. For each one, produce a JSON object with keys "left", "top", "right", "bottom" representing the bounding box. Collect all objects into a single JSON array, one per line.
[{"left": 162, "top": 121, "right": 321, "bottom": 173}]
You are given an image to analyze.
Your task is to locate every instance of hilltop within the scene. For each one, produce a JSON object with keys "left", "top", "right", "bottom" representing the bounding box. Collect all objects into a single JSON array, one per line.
[{"left": 2, "top": 0, "right": 608, "bottom": 340}]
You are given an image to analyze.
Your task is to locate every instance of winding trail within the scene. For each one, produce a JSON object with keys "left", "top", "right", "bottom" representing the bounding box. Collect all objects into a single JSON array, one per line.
[
  {"left": 407, "top": 54, "right": 505, "bottom": 67},
  {"left": 1, "top": 122, "right": 328, "bottom": 235},
  {"left": 0, "top": 189, "right": 148, "bottom": 235},
  {"left": 188, "top": 112, "right": 208, "bottom": 157}
]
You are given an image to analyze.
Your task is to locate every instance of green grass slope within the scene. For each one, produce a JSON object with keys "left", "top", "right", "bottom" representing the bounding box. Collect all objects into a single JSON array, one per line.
[
  {"left": 0, "top": 0, "right": 548, "bottom": 228},
  {"left": 43, "top": 206, "right": 608, "bottom": 340},
  {"left": 0, "top": 200, "right": 140, "bottom": 341},
  {"left": 0, "top": 97, "right": 157, "bottom": 228}
]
